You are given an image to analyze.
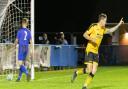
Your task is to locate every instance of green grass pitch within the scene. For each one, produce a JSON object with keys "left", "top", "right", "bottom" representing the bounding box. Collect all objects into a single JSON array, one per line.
[{"left": 0, "top": 66, "right": 128, "bottom": 89}]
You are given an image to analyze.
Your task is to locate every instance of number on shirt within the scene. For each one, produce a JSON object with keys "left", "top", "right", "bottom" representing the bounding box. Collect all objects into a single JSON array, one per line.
[{"left": 24, "top": 31, "right": 28, "bottom": 40}]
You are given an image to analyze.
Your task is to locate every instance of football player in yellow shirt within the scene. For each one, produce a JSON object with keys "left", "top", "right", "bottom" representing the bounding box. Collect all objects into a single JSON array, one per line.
[{"left": 71, "top": 13, "right": 124, "bottom": 89}]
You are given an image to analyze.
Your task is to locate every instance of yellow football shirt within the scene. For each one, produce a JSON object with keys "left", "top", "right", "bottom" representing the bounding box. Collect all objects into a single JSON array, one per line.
[{"left": 85, "top": 24, "right": 107, "bottom": 54}]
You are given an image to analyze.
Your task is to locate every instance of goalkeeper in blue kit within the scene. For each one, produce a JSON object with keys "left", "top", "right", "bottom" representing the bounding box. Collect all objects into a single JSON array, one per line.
[{"left": 15, "top": 18, "right": 32, "bottom": 82}]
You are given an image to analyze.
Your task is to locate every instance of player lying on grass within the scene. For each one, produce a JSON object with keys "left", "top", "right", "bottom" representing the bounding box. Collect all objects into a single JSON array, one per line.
[
  {"left": 15, "top": 18, "right": 32, "bottom": 82},
  {"left": 71, "top": 13, "right": 124, "bottom": 89}
]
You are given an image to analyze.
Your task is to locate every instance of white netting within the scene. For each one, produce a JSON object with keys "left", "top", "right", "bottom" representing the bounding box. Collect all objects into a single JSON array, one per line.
[
  {"left": 0, "top": 0, "right": 31, "bottom": 71},
  {"left": 0, "top": 0, "right": 31, "bottom": 43}
]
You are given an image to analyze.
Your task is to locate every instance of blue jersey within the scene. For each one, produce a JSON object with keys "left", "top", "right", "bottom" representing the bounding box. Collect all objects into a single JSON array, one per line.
[{"left": 17, "top": 28, "right": 31, "bottom": 46}]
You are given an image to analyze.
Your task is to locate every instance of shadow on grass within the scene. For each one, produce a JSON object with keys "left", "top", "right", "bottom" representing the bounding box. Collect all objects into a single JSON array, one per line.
[{"left": 90, "top": 85, "right": 112, "bottom": 89}]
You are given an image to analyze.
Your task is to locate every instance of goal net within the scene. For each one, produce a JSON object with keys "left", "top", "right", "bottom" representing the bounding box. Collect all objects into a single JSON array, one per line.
[{"left": 0, "top": 0, "right": 31, "bottom": 43}]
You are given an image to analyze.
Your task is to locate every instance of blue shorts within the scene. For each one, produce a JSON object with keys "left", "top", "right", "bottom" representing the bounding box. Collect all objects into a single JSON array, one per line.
[{"left": 18, "top": 45, "right": 29, "bottom": 61}]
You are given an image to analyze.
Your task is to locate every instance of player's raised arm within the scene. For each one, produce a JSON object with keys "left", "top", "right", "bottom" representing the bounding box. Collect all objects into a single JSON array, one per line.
[{"left": 105, "top": 18, "right": 124, "bottom": 34}]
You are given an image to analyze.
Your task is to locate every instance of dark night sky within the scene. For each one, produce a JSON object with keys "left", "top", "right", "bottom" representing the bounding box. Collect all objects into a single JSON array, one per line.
[{"left": 35, "top": 0, "right": 128, "bottom": 32}]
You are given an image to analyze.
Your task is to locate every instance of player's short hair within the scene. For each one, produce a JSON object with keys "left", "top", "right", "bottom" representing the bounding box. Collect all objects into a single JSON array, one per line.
[
  {"left": 21, "top": 18, "right": 28, "bottom": 24},
  {"left": 98, "top": 13, "right": 107, "bottom": 21}
]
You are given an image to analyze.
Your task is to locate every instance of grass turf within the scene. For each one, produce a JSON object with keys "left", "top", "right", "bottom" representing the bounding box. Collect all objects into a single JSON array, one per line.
[{"left": 0, "top": 66, "right": 128, "bottom": 89}]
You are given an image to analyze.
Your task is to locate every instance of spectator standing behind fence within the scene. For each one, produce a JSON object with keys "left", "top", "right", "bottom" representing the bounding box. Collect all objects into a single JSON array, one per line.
[
  {"left": 55, "top": 32, "right": 68, "bottom": 45},
  {"left": 53, "top": 32, "right": 68, "bottom": 70},
  {"left": 42, "top": 33, "right": 49, "bottom": 44},
  {"left": 39, "top": 33, "right": 49, "bottom": 44}
]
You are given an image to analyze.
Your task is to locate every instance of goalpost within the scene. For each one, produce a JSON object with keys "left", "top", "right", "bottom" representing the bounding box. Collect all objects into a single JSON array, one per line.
[
  {"left": 0, "top": 0, "right": 35, "bottom": 80},
  {"left": 31, "top": 0, "right": 35, "bottom": 80}
]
